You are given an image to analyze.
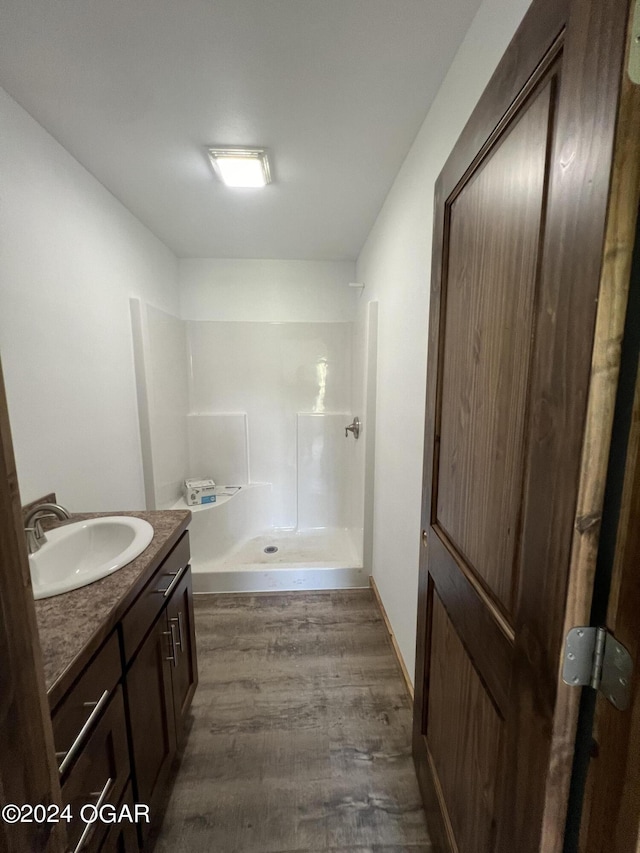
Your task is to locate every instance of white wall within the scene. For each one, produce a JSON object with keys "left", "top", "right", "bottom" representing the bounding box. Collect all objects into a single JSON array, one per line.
[
  {"left": 180, "top": 259, "right": 357, "bottom": 322},
  {"left": 0, "top": 87, "right": 179, "bottom": 511},
  {"left": 355, "top": 0, "right": 533, "bottom": 682}
]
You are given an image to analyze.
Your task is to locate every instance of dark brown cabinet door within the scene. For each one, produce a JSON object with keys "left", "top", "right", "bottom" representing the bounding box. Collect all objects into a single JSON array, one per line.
[
  {"left": 413, "top": 0, "right": 638, "bottom": 851},
  {"left": 166, "top": 566, "right": 198, "bottom": 741},
  {"left": 126, "top": 614, "right": 176, "bottom": 842}
]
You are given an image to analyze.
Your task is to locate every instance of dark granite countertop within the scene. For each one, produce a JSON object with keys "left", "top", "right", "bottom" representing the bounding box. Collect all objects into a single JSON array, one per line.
[{"left": 34, "top": 509, "right": 191, "bottom": 709}]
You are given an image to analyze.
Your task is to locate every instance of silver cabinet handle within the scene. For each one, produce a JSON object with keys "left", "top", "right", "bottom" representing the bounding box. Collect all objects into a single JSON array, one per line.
[
  {"left": 164, "top": 625, "right": 177, "bottom": 667},
  {"left": 177, "top": 610, "right": 184, "bottom": 650},
  {"left": 170, "top": 611, "right": 184, "bottom": 651},
  {"left": 58, "top": 690, "right": 110, "bottom": 776},
  {"left": 155, "top": 563, "right": 188, "bottom": 598},
  {"left": 169, "top": 622, "right": 178, "bottom": 667},
  {"left": 72, "top": 776, "right": 112, "bottom": 853}
]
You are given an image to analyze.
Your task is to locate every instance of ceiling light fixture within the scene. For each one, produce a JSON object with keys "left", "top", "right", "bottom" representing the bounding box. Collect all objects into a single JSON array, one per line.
[{"left": 207, "top": 147, "right": 272, "bottom": 188}]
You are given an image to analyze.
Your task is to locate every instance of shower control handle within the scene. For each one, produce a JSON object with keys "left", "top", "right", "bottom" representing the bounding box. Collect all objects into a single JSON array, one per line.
[{"left": 345, "top": 417, "right": 361, "bottom": 440}]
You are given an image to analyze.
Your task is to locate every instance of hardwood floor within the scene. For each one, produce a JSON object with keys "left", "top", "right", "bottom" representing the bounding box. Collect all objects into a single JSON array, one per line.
[{"left": 153, "top": 589, "right": 433, "bottom": 853}]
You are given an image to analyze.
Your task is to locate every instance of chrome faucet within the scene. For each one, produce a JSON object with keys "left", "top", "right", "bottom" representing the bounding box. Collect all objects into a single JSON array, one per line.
[{"left": 24, "top": 502, "right": 71, "bottom": 554}]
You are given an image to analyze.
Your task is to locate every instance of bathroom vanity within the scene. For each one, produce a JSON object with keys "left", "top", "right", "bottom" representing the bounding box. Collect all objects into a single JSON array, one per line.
[{"left": 34, "top": 509, "right": 196, "bottom": 852}]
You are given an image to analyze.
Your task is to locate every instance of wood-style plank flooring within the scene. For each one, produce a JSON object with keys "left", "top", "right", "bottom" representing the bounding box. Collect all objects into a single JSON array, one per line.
[{"left": 154, "top": 590, "right": 432, "bottom": 852}]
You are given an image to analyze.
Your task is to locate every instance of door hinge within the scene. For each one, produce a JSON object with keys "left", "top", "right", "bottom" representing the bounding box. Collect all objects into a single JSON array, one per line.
[{"left": 562, "top": 627, "right": 633, "bottom": 710}]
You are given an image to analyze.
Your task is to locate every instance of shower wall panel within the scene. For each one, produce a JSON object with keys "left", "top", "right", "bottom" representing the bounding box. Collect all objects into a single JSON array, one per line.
[
  {"left": 187, "top": 321, "right": 353, "bottom": 530},
  {"left": 187, "top": 413, "right": 249, "bottom": 485},
  {"left": 297, "top": 413, "right": 351, "bottom": 530},
  {"left": 130, "top": 300, "right": 189, "bottom": 509}
]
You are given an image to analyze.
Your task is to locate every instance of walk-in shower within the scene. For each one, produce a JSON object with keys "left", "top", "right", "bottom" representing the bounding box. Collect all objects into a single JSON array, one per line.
[{"left": 131, "top": 297, "right": 377, "bottom": 592}]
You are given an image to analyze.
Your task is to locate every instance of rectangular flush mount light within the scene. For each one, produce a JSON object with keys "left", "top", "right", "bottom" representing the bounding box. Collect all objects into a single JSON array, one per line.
[{"left": 207, "top": 147, "right": 271, "bottom": 187}]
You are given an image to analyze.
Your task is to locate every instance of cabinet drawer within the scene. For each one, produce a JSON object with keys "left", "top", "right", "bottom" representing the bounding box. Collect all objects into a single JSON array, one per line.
[
  {"left": 122, "top": 531, "right": 189, "bottom": 663},
  {"left": 121, "top": 531, "right": 190, "bottom": 663},
  {"left": 97, "top": 781, "right": 139, "bottom": 853},
  {"left": 61, "top": 685, "right": 130, "bottom": 853},
  {"left": 53, "top": 630, "right": 121, "bottom": 775}
]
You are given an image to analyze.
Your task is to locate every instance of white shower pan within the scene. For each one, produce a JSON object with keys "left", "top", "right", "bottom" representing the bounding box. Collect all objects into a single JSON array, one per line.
[{"left": 172, "top": 484, "right": 366, "bottom": 593}]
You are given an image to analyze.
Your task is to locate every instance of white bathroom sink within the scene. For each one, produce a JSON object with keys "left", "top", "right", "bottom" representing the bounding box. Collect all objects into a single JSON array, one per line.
[{"left": 29, "top": 516, "right": 154, "bottom": 600}]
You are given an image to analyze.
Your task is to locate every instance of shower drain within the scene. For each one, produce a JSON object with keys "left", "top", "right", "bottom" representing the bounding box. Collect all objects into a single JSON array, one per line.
[{"left": 264, "top": 545, "right": 279, "bottom": 554}]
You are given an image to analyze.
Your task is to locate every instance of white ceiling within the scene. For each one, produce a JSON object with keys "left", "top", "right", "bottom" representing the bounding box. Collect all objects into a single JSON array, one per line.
[{"left": 0, "top": 0, "right": 482, "bottom": 260}]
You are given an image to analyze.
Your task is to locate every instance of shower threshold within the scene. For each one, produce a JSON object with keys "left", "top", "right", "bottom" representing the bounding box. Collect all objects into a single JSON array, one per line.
[{"left": 191, "top": 526, "right": 366, "bottom": 593}]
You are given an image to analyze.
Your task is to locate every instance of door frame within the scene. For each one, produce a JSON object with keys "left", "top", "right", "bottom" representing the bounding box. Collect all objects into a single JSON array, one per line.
[
  {"left": 577, "top": 27, "right": 640, "bottom": 838},
  {"left": 412, "top": 0, "right": 640, "bottom": 849},
  {"left": 0, "top": 357, "right": 67, "bottom": 853},
  {"left": 579, "top": 238, "right": 640, "bottom": 853}
]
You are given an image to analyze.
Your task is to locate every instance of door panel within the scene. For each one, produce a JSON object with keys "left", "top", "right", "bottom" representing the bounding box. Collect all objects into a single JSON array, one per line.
[
  {"left": 427, "top": 593, "right": 503, "bottom": 853},
  {"left": 426, "top": 532, "right": 512, "bottom": 717},
  {"left": 413, "top": 0, "right": 636, "bottom": 850},
  {"left": 437, "top": 81, "right": 553, "bottom": 614}
]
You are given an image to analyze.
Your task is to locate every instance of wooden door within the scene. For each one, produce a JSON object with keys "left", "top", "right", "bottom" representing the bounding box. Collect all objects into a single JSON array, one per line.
[
  {"left": 0, "top": 358, "right": 67, "bottom": 853},
  {"left": 166, "top": 565, "right": 199, "bottom": 741},
  {"left": 126, "top": 613, "right": 177, "bottom": 843},
  {"left": 413, "top": 1, "right": 640, "bottom": 851}
]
